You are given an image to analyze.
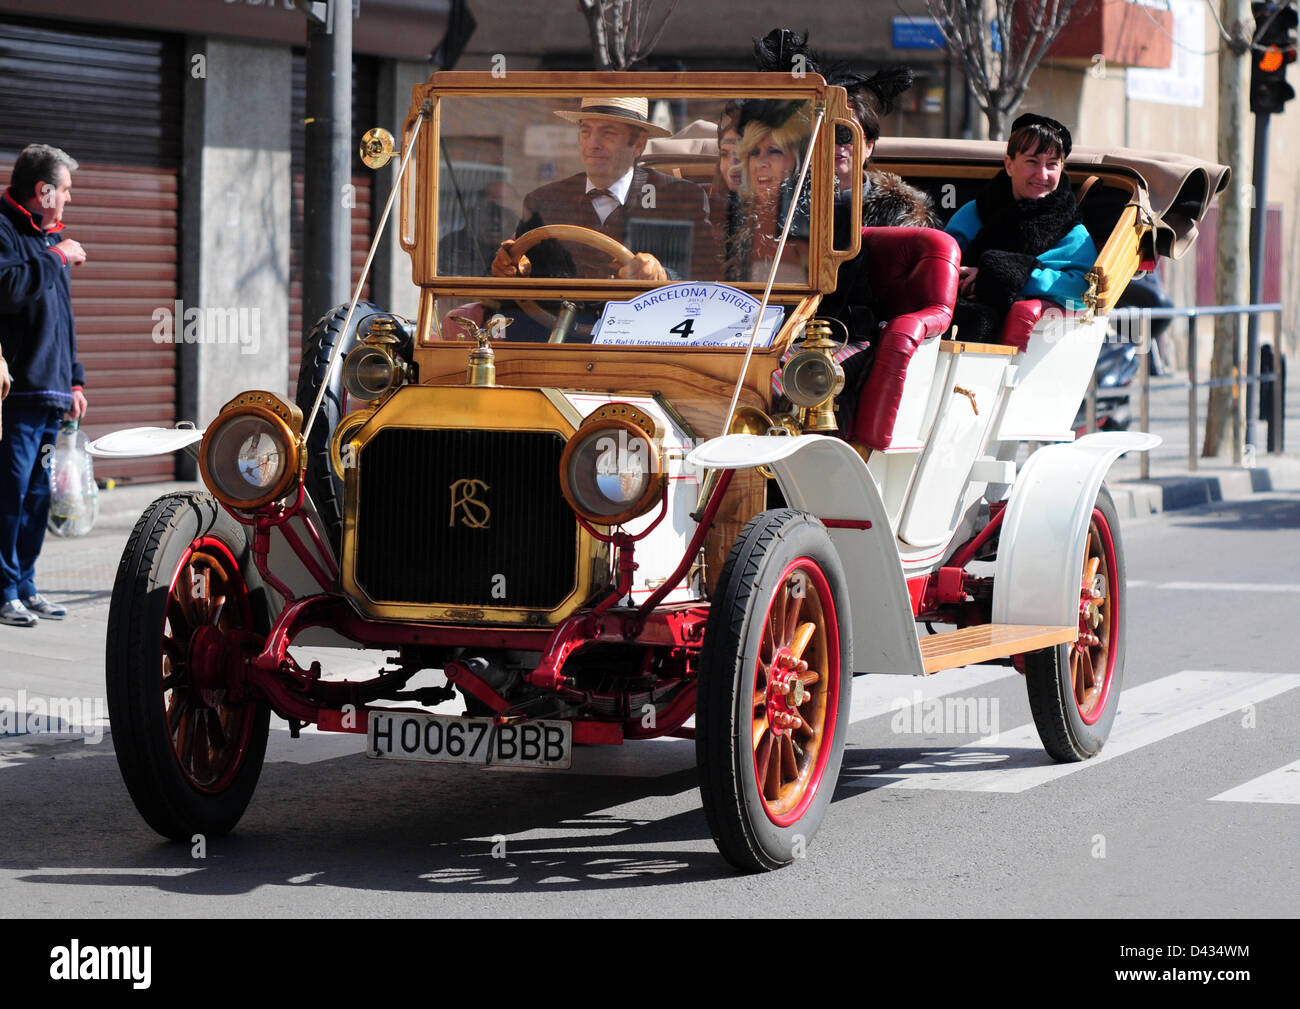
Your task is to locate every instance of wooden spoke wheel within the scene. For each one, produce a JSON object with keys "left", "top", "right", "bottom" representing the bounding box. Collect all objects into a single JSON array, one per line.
[
  {"left": 162, "top": 539, "right": 258, "bottom": 793},
  {"left": 1025, "top": 486, "right": 1126, "bottom": 761},
  {"left": 697, "top": 509, "right": 852, "bottom": 872},
  {"left": 107, "top": 492, "right": 270, "bottom": 841}
]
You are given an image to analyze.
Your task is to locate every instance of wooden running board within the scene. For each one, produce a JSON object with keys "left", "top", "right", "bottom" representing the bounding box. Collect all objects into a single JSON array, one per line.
[{"left": 919, "top": 624, "right": 1077, "bottom": 674}]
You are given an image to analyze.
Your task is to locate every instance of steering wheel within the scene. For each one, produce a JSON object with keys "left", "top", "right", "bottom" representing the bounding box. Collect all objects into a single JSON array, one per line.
[{"left": 506, "top": 225, "right": 637, "bottom": 341}]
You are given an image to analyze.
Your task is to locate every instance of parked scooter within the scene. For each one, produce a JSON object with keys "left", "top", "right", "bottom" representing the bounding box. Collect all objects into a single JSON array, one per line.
[{"left": 1074, "top": 339, "right": 1140, "bottom": 435}]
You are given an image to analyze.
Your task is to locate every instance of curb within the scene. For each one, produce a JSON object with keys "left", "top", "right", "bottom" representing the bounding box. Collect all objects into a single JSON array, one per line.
[{"left": 1110, "top": 466, "right": 1276, "bottom": 518}]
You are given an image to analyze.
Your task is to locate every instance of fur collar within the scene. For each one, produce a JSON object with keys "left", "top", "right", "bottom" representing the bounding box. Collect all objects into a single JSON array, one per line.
[
  {"left": 966, "top": 170, "right": 1079, "bottom": 263},
  {"left": 862, "top": 170, "right": 935, "bottom": 228}
]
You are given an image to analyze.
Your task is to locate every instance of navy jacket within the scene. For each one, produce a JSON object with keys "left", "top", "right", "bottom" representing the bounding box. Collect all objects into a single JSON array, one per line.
[{"left": 0, "top": 188, "right": 83, "bottom": 409}]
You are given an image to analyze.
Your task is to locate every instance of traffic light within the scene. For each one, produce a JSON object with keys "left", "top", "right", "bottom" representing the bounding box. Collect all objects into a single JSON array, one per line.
[{"left": 1252, "top": 2, "right": 1298, "bottom": 114}]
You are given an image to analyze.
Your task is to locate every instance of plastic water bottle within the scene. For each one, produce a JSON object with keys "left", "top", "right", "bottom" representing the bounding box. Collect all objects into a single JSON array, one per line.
[{"left": 47, "top": 420, "right": 99, "bottom": 537}]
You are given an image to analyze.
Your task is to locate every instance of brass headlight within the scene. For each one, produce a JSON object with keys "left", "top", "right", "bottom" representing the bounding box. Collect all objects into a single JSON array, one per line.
[
  {"left": 560, "top": 403, "right": 665, "bottom": 526},
  {"left": 342, "top": 344, "right": 402, "bottom": 401},
  {"left": 780, "top": 318, "right": 846, "bottom": 433},
  {"left": 199, "top": 391, "right": 304, "bottom": 509},
  {"left": 782, "top": 348, "right": 844, "bottom": 408}
]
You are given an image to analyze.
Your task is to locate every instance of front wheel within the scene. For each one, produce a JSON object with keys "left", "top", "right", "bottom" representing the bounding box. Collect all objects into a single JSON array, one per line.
[
  {"left": 1024, "top": 485, "right": 1126, "bottom": 761},
  {"left": 106, "top": 492, "right": 271, "bottom": 840},
  {"left": 696, "top": 509, "right": 853, "bottom": 872}
]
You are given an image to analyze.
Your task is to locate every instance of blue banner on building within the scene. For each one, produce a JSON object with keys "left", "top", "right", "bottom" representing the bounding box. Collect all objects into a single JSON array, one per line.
[{"left": 892, "top": 16, "right": 945, "bottom": 50}]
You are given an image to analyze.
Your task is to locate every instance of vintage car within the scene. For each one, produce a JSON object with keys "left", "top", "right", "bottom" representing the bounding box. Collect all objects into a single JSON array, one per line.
[{"left": 92, "top": 72, "right": 1225, "bottom": 871}]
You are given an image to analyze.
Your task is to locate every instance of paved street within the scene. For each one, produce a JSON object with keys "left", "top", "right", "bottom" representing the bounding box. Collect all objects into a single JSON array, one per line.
[{"left": 1, "top": 371, "right": 1297, "bottom": 918}]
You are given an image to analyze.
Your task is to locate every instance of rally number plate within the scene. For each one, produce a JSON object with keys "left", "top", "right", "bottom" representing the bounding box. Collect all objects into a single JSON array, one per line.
[{"left": 367, "top": 712, "right": 572, "bottom": 769}]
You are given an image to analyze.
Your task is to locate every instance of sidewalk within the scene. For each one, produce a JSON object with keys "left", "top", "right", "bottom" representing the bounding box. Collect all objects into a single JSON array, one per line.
[{"left": 1103, "top": 360, "right": 1300, "bottom": 516}]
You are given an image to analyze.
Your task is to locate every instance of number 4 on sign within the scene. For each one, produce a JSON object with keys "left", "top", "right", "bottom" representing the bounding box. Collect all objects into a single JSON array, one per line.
[{"left": 669, "top": 319, "right": 695, "bottom": 339}]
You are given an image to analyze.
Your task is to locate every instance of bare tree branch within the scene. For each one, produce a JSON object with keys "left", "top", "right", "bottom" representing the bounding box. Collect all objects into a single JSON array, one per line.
[
  {"left": 576, "top": 0, "right": 679, "bottom": 71},
  {"left": 925, "top": 0, "right": 1085, "bottom": 138}
]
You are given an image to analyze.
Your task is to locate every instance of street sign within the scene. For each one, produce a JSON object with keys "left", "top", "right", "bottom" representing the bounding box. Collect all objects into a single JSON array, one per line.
[{"left": 892, "top": 16, "right": 945, "bottom": 50}]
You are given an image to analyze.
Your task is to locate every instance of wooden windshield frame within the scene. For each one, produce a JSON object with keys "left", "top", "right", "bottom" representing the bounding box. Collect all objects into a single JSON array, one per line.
[{"left": 401, "top": 72, "right": 860, "bottom": 333}]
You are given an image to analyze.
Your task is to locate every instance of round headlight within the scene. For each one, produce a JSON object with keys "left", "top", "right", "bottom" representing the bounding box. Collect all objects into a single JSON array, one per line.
[
  {"left": 199, "top": 393, "right": 302, "bottom": 509},
  {"left": 342, "top": 345, "right": 398, "bottom": 401},
  {"left": 560, "top": 412, "right": 665, "bottom": 526},
  {"left": 782, "top": 349, "right": 845, "bottom": 408}
]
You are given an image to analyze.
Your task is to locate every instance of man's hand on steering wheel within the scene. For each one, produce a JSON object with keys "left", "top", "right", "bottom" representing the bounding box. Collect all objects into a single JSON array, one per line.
[
  {"left": 491, "top": 239, "right": 531, "bottom": 278},
  {"left": 620, "top": 253, "right": 667, "bottom": 283},
  {"left": 491, "top": 235, "right": 665, "bottom": 282}
]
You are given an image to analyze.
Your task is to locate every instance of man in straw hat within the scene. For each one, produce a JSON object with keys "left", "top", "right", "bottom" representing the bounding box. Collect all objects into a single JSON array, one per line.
[{"left": 492, "top": 96, "right": 716, "bottom": 285}]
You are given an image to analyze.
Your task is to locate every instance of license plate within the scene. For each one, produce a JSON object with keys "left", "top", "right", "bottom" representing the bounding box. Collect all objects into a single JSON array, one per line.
[{"left": 367, "top": 711, "right": 572, "bottom": 769}]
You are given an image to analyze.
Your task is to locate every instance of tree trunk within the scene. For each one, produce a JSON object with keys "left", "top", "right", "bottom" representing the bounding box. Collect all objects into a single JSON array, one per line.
[
  {"left": 579, "top": 1, "right": 614, "bottom": 70},
  {"left": 1204, "top": 0, "right": 1253, "bottom": 458},
  {"left": 985, "top": 104, "right": 1006, "bottom": 141}
]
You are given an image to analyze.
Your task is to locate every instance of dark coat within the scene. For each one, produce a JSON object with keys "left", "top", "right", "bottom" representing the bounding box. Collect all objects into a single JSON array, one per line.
[
  {"left": 516, "top": 166, "right": 720, "bottom": 281},
  {"left": 0, "top": 189, "right": 82, "bottom": 409}
]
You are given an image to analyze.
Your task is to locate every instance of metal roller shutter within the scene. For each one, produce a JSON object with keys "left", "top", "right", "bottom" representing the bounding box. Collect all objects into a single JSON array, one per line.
[{"left": 0, "top": 17, "right": 182, "bottom": 483}]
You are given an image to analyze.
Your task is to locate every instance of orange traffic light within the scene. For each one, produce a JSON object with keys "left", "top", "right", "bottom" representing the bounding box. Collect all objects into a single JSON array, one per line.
[{"left": 1261, "top": 46, "right": 1285, "bottom": 71}]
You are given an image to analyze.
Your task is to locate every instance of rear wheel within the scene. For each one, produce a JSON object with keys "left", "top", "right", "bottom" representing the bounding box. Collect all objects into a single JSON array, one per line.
[
  {"left": 106, "top": 492, "right": 271, "bottom": 840},
  {"left": 1025, "top": 485, "right": 1126, "bottom": 761},
  {"left": 697, "top": 509, "right": 852, "bottom": 871}
]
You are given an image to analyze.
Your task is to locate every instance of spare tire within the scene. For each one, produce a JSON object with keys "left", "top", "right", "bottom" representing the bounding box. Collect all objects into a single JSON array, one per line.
[{"left": 294, "top": 302, "right": 412, "bottom": 551}]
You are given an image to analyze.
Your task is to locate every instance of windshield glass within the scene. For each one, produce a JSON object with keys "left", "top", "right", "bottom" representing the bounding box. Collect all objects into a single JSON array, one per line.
[{"left": 434, "top": 94, "right": 817, "bottom": 289}]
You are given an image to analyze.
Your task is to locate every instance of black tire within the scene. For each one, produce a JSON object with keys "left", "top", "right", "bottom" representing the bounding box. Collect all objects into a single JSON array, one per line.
[
  {"left": 1025, "top": 485, "right": 1126, "bottom": 761},
  {"left": 106, "top": 492, "right": 272, "bottom": 841},
  {"left": 696, "top": 509, "right": 853, "bottom": 872},
  {"left": 294, "top": 301, "right": 393, "bottom": 550}
]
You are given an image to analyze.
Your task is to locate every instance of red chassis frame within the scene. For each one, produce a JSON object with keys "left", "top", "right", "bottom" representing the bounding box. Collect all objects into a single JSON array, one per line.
[{"left": 198, "top": 471, "right": 737, "bottom": 746}]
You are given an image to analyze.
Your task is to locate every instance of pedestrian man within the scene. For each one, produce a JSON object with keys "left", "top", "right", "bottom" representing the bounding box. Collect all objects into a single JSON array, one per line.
[{"left": 0, "top": 143, "right": 87, "bottom": 627}]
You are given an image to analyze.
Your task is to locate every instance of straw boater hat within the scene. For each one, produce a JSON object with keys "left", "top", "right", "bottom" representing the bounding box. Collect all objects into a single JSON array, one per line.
[{"left": 554, "top": 96, "right": 672, "bottom": 138}]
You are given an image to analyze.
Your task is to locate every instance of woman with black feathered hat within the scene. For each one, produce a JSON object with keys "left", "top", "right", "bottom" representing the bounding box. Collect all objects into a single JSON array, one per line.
[
  {"left": 830, "top": 67, "right": 935, "bottom": 228},
  {"left": 750, "top": 29, "right": 934, "bottom": 229},
  {"left": 944, "top": 114, "right": 1097, "bottom": 343}
]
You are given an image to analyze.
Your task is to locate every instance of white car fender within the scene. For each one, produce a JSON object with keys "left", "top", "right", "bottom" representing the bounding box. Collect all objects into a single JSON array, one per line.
[
  {"left": 992, "top": 431, "right": 1160, "bottom": 627},
  {"left": 689, "top": 434, "right": 924, "bottom": 676}
]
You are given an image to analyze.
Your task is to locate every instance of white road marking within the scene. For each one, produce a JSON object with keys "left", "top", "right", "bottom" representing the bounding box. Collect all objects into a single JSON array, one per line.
[
  {"left": 1131, "top": 581, "right": 1300, "bottom": 593},
  {"left": 1209, "top": 758, "right": 1300, "bottom": 805},
  {"left": 849, "top": 666, "right": 1015, "bottom": 724},
  {"left": 845, "top": 670, "right": 1300, "bottom": 793}
]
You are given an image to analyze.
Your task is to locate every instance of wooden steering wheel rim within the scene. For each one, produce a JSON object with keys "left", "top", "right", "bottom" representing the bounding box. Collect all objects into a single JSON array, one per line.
[
  {"left": 510, "top": 224, "right": 636, "bottom": 267},
  {"left": 509, "top": 225, "right": 637, "bottom": 340}
]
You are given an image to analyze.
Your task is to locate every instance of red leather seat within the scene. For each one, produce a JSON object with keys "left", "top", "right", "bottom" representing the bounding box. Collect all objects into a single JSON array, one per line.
[
  {"left": 1000, "top": 299, "right": 1046, "bottom": 351},
  {"left": 849, "top": 227, "right": 960, "bottom": 450}
]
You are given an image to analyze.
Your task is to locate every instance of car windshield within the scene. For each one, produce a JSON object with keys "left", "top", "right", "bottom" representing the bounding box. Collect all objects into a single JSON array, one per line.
[{"left": 433, "top": 93, "right": 818, "bottom": 287}]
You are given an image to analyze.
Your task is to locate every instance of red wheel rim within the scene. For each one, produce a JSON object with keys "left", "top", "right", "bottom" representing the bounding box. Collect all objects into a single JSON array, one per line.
[
  {"left": 160, "top": 537, "right": 257, "bottom": 793},
  {"left": 750, "top": 559, "right": 841, "bottom": 827},
  {"left": 1073, "top": 509, "right": 1118, "bottom": 725}
]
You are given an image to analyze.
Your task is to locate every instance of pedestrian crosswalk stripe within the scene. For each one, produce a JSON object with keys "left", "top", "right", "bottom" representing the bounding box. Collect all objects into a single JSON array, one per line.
[
  {"left": 1130, "top": 580, "right": 1300, "bottom": 593},
  {"left": 845, "top": 670, "right": 1300, "bottom": 794},
  {"left": 1209, "top": 758, "right": 1300, "bottom": 805}
]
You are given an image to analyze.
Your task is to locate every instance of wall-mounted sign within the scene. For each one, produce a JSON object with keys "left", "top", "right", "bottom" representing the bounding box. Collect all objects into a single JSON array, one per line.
[{"left": 891, "top": 16, "right": 945, "bottom": 51}]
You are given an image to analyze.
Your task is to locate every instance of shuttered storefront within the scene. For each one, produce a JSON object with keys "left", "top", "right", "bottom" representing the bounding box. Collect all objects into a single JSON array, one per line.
[
  {"left": 0, "top": 18, "right": 181, "bottom": 483},
  {"left": 288, "top": 52, "right": 378, "bottom": 394}
]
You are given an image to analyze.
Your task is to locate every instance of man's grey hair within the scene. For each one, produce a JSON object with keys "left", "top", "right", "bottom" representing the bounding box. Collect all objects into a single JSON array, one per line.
[{"left": 10, "top": 144, "right": 78, "bottom": 202}]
